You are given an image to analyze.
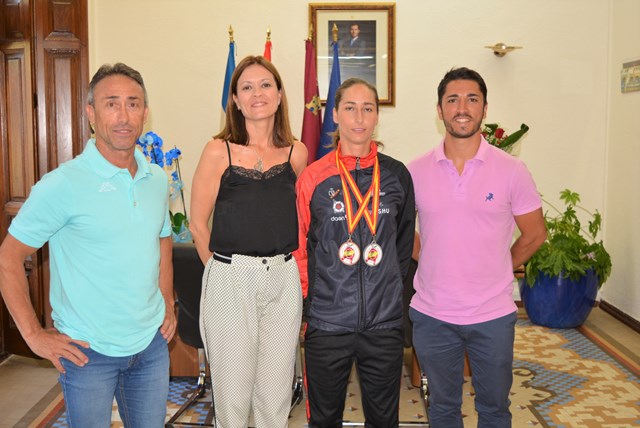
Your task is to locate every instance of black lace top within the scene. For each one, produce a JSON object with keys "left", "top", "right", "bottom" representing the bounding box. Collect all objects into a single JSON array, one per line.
[{"left": 208, "top": 141, "right": 298, "bottom": 257}]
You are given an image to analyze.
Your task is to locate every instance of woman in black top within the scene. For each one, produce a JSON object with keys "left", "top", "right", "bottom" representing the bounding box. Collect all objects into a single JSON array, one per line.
[{"left": 190, "top": 56, "right": 307, "bottom": 428}]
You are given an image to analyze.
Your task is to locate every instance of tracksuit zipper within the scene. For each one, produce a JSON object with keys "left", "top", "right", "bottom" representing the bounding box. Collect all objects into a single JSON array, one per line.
[{"left": 355, "top": 157, "right": 366, "bottom": 331}]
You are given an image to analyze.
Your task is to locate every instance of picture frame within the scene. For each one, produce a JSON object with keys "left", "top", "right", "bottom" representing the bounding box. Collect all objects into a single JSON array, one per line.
[
  {"left": 309, "top": 3, "right": 396, "bottom": 106},
  {"left": 621, "top": 59, "right": 640, "bottom": 93}
]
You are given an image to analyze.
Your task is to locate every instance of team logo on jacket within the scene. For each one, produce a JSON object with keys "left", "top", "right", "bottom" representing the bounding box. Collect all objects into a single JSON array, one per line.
[
  {"left": 333, "top": 199, "right": 345, "bottom": 213},
  {"left": 328, "top": 188, "right": 341, "bottom": 199}
]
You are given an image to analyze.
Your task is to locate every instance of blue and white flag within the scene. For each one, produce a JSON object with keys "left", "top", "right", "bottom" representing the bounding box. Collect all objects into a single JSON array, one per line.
[
  {"left": 222, "top": 41, "right": 236, "bottom": 111},
  {"left": 318, "top": 41, "right": 341, "bottom": 159}
]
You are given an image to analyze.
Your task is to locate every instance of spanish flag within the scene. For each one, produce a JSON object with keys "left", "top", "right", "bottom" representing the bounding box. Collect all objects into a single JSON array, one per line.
[{"left": 264, "top": 40, "right": 272, "bottom": 61}]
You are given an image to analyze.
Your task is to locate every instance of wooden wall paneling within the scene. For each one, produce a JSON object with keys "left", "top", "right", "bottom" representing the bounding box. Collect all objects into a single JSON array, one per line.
[
  {"left": 33, "top": 0, "right": 88, "bottom": 178},
  {"left": 1, "top": 0, "right": 30, "bottom": 41},
  {"left": 4, "top": 49, "right": 35, "bottom": 205},
  {"left": 0, "top": 0, "right": 88, "bottom": 356},
  {"left": 32, "top": 0, "right": 89, "bottom": 328},
  {"left": 0, "top": 0, "right": 43, "bottom": 357}
]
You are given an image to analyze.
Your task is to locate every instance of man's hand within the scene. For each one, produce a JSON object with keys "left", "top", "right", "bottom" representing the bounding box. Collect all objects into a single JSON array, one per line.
[
  {"left": 26, "top": 328, "right": 89, "bottom": 373},
  {"left": 160, "top": 303, "right": 176, "bottom": 342}
]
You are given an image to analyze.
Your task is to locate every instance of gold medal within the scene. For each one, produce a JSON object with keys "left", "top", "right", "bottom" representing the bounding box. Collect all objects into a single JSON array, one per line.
[
  {"left": 363, "top": 242, "right": 383, "bottom": 266},
  {"left": 339, "top": 240, "right": 361, "bottom": 266}
]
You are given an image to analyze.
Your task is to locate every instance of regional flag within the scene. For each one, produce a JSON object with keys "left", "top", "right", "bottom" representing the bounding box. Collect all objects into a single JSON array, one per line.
[
  {"left": 264, "top": 40, "right": 272, "bottom": 61},
  {"left": 222, "top": 41, "right": 236, "bottom": 111},
  {"left": 318, "top": 41, "right": 341, "bottom": 159},
  {"left": 302, "top": 39, "right": 322, "bottom": 163}
]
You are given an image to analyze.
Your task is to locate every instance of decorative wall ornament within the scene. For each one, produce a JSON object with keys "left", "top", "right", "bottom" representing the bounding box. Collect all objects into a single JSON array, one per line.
[{"left": 485, "top": 42, "right": 523, "bottom": 57}]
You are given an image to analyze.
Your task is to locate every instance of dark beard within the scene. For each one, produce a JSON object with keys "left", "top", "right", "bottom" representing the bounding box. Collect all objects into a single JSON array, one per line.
[{"left": 445, "top": 116, "right": 482, "bottom": 139}]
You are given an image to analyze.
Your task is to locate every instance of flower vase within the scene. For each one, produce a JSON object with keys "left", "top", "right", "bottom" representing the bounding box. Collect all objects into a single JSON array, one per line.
[
  {"left": 172, "top": 223, "right": 193, "bottom": 243},
  {"left": 519, "top": 270, "right": 598, "bottom": 328},
  {"left": 505, "top": 140, "right": 522, "bottom": 156}
]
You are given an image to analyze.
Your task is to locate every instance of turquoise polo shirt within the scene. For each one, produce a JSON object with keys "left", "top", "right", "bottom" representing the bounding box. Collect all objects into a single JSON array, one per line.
[{"left": 9, "top": 139, "right": 171, "bottom": 356}]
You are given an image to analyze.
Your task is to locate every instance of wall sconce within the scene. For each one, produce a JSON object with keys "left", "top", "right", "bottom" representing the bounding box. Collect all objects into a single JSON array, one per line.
[{"left": 485, "top": 42, "right": 523, "bottom": 57}]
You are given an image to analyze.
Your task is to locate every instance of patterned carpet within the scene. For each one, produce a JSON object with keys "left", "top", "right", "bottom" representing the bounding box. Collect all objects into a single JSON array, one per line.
[{"left": 27, "top": 319, "right": 640, "bottom": 427}]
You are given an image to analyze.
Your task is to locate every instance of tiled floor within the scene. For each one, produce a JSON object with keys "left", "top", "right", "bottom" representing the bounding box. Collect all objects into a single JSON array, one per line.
[
  {"left": 0, "top": 355, "right": 59, "bottom": 428},
  {"left": 0, "top": 307, "right": 637, "bottom": 427}
]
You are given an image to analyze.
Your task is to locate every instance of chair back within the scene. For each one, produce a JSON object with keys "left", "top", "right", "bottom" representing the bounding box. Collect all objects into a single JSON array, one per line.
[{"left": 173, "top": 242, "right": 206, "bottom": 349}]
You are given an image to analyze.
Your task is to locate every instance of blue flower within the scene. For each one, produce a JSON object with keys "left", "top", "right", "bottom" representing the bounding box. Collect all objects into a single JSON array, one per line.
[
  {"left": 146, "top": 131, "right": 163, "bottom": 148},
  {"left": 152, "top": 147, "right": 164, "bottom": 167},
  {"left": 165, "top": 148, "right": 182, "bottom": 166},
  {"left": 137, "top": 131, "right": 188, "bottom": 242}
]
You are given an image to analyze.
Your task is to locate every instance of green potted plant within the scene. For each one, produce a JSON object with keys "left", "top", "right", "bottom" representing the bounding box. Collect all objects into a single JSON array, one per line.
[{"left": 520, "top": 189, "right": 612, "bottom": 328}]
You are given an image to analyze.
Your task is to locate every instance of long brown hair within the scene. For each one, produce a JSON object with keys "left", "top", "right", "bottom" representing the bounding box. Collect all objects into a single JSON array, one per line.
[{"left": 215, "top": 56, "right": 295, "bottom": 148}]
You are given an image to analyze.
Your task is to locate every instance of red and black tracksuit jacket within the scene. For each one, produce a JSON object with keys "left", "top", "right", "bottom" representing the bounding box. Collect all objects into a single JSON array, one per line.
[{"left": 293, "top": 144, "right": 416, "bottom": 332}]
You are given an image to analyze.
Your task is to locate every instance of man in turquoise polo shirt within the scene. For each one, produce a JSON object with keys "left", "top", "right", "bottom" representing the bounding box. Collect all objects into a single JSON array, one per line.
[{"left": 0, "top": 63, "right": 175, "bottom": 427}]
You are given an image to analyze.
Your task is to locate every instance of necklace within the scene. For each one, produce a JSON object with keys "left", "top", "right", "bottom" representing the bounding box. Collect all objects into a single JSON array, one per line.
[{"left": 247, "top": 145, "right": 264, "bottom": 172}]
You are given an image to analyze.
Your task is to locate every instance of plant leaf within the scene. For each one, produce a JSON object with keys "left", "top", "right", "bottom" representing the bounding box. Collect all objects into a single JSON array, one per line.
[{"left": 499, "top": 123, "right": 529, "bottom": 149}]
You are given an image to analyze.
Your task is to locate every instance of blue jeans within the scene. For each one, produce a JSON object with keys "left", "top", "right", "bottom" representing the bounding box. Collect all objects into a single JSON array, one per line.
[
  {"left": 410, "top": 309, "right": 517, "bottom": 428},
  {"left": 59, "top": 329, "right": 169, "bottom": 428}
]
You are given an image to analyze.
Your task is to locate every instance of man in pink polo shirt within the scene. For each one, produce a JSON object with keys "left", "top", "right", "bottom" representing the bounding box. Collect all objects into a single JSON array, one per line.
[{"left": 408, "top": 67, "right": 546, "bottom": 428}]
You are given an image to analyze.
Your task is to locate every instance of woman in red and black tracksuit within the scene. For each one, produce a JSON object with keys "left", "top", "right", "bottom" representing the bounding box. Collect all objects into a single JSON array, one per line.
[{"left": 294, "top": 78, "right": 415, "bottom": 428}]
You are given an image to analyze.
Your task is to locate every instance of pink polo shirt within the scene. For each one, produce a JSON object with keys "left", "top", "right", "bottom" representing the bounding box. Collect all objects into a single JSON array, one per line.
[{"left": 408, "top": 139, "right": 541, "bottom": 325}]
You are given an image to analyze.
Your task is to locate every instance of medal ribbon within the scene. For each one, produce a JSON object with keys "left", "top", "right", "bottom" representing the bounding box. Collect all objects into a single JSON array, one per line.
[{"left": 335, "top": 145, "right": 380, "bottom": 237}]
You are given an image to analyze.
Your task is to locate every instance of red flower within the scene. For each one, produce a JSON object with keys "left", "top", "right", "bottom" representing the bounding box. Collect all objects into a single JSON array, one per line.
[{"left": 495, "top": 128, "right": 505, "bottom": 139}]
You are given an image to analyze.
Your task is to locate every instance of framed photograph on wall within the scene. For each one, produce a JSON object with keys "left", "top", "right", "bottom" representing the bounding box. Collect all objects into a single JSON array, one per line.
[
  {"left": 621, "top": 59, "right": 640, "bottom": 93},
  {"left": 309, "top": 3, "right": 396, "bottom": 106}
]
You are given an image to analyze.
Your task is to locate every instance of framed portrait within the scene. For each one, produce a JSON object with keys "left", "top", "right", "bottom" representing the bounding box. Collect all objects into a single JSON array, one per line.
[{"left": 309, "top": 3, "right": 396, "bottom": 105}]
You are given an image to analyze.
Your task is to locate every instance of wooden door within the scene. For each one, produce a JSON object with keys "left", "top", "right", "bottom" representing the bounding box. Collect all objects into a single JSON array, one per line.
[
  {"left": 0, "top": 0, "right": 88, "bottom": 357},
  {"left": 0, "top": 0, "right": 39, "bottom": 358}
]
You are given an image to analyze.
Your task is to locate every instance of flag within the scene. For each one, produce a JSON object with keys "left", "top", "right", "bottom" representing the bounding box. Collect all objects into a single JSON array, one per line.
[
  {"left": 301, "top": 39, "right": 322, "bottom": 163},
  {"left": 318, "top": 41, "right": 341, "bottom": 159},
  {"left": 221, "top": 41, "right": 236, "bottom": 111},
  {"left": 263, "top": 40, "right": 272, "bottom": 61}
]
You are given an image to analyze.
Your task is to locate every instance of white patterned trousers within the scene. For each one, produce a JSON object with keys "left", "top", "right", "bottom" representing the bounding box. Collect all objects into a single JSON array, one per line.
[{"left": 200, "top": 253, "right": 302, "bottom": 428}]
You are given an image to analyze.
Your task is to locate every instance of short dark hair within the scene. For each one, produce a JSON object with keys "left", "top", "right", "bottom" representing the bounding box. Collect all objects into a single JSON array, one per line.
[
  {"left": 215, "top": 55, "right": 295, "bottom": 148},
  {"left": 330, "top": 77, "right": 382, "bottom": 149},
  {"left": 437, "top": 67, "right": 487, "bottom": 107},
  {"left": 87, "top": 63, "right": 147, "bottom": 106}
]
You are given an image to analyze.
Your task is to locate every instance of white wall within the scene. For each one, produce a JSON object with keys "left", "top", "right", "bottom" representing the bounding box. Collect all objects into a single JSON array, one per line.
[
  {"left": 603, "top": 0, "right": 640, "bottom": 319},
  {"left": 88, "top": 0, "right": 638, "bottom": 319}
]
